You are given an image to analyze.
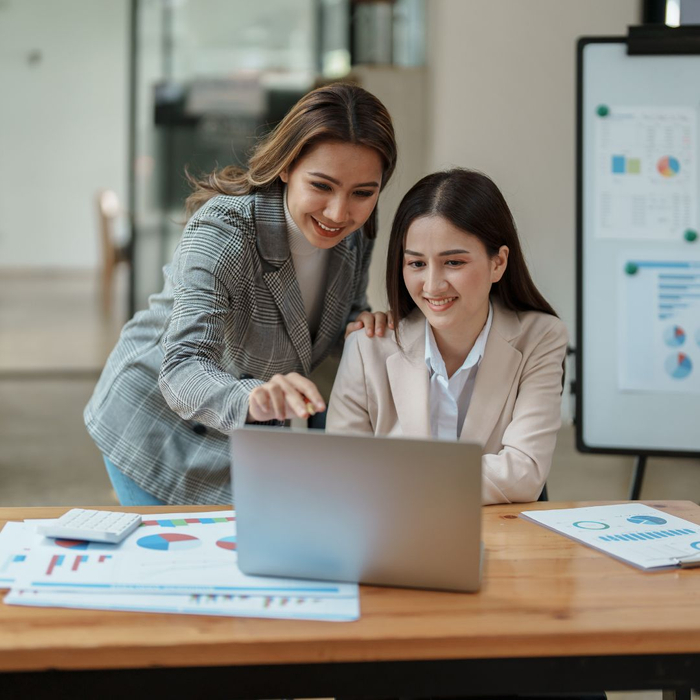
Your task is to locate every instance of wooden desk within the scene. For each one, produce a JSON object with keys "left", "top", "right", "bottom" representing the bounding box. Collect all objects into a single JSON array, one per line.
[{"left": 2, "top": 501, "right": 700, "bottom": 700}]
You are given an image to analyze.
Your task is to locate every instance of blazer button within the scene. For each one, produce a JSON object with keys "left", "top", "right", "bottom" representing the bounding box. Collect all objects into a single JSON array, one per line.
[{"left": 192, "top": 423, "right": 207, "bottom": 435}]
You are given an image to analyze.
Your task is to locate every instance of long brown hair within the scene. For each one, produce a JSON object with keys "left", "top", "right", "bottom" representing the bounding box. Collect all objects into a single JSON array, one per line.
[
  {"left": 386, "top": 168, "right": 558, "bottom": 327},
  {"left": 185, "top": 83, "right": 397, "bottom": 239}
]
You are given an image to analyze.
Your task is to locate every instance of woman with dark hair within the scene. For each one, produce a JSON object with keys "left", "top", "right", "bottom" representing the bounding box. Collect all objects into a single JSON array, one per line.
[
  {"left": 85, "top": 82, "right": 398, "bottom": 505},
  {"left": 327, "top": 169, "right": 568, "bottom": 504}
]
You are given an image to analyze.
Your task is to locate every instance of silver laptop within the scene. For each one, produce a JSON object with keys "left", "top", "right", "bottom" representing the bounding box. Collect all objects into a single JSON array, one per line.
[{"left": 230, "top": 427, "right": 483, "bottom": 592}]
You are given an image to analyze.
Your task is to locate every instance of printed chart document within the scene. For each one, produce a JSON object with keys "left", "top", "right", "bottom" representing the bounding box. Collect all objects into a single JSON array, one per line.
[
  {"left": 520, "top": 503, "right": 700, "bottom": 570},
  {"left": 3, "top": 587, "right": 359, "bottom": 621},
  {"left": 594, "top": 106, "right": 697, "bottom": 241},
  {"left": 618, "top": 254, "right": 700, "bottom": 394},
  {"left": 14, "top": 511, "right": 355, "bottom": 596},
  {"left": 0, "top": 512, "right": 359, "bottom": 622}
]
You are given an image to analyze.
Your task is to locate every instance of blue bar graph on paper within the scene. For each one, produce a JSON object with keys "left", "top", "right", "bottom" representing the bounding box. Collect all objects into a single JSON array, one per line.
[{"left": 599, "top": 528, "right": 696, "bottom": 542}]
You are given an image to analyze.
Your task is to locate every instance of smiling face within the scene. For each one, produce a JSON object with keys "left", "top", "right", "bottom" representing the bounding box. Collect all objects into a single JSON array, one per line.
[
  {"left": 403, "top": 215, "right": 508, "bottom": 339},
  {"left": 280, "top": 141, "right": 383, "bottom": 249}
]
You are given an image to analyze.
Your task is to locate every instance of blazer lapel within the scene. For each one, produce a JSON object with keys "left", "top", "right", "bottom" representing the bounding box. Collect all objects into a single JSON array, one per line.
[
  {"left": 255, "top": 184, "right": 312, "bottom": 375},
  {"left": 386, "top": 314, "right": 431, "bottom": 438},
  {"left": 312, "top": 232, "right": 357, "bottom": 365},
  {"left": 460, "top": 301, "right": 522, "bottom": 445}
]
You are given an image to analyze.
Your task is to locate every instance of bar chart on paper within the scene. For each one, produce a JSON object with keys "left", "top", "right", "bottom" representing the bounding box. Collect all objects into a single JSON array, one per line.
[
  {"left": 0, "top": 553, "right": 27, "bottom": 584},
  {"left": 140, "top": 516, "right": 235, "bottom": 528},
  {"left": 619, "top": 257, "right": 700, "bottom": 393}
]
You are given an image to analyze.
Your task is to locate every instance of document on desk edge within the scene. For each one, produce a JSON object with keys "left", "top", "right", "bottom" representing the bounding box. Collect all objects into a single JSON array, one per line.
[{"left": 520, "top": 503, "right": 700, "bottom": 570}]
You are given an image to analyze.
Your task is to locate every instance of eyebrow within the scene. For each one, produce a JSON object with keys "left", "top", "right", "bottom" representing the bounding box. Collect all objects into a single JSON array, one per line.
[
  {"left": 404, "top": 249, "right": 470, "bottom": 256},
  {"left": 307, "top": 172, "right": 380, "bottom": 188}
]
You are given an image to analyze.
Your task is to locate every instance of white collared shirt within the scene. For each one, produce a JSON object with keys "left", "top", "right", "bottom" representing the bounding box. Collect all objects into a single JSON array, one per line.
[
  {"left": 283, "top": 187, "right": 329, "bottom": 337},
  {"left": 425, "top": 303, "right": 493, "bottom": 440}
]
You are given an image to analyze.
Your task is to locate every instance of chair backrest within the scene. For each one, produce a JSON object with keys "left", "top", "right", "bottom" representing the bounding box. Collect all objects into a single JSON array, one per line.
[
  {"left": 96, "top": 189, "right": 129, "bottom": 315},
  {"left": 97, "top": 189, "right": 121, "bottom": 269}
]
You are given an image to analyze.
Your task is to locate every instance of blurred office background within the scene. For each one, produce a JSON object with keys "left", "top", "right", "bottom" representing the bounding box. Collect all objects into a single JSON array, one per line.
[{"left": 1, "top": 0, "right": 699, "bottom": 513}]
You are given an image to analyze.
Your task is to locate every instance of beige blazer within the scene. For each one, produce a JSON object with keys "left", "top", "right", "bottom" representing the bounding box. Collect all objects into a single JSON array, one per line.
[{"left": 326, "top": 300, "right": 569, "bottom": 505}]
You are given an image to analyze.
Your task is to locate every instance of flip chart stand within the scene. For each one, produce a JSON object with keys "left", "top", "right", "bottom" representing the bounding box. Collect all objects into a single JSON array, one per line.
[
  {"left": 629, "top": 456, "right": 647, "bottom": 500},
  {"left": 576, "top": 25, "right": 700, "bottom": 497}
]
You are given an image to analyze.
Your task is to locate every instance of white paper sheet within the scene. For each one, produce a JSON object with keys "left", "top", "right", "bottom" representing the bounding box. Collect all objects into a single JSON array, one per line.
[
  {"left": 14, "top": 511, "right": 356, "bottom": 597},
  {"left": 521, "top": 503, "right": 700, "bottom": 570},
  {"left": 3, "top": 588, "right": 359, "bottom": 621},
  {"left": 0, "top": 513, "right": 360, "bottom": 621}
]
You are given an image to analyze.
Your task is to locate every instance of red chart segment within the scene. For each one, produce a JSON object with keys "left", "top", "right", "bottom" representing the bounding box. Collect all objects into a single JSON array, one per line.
[
  {"left": 215, "top": 536, "right": 237, "bottom": 551},
  {"left": 665, "top": 352, "right": 692, "bottom": 379},
  {"left": 55, "top": 539, "right": 89, "bottom": 550}
]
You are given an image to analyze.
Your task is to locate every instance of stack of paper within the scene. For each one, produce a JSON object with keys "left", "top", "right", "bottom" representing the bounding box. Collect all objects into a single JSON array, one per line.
[
  {"left": 521, "top": 503, "right": 700, "bottom": 570},
  {"left": 0, "top": 510, "right": 359, "bottom": 621}
]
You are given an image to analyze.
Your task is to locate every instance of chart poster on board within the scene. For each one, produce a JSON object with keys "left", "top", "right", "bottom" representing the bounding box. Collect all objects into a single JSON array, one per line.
[
  {"left": 594, "top": 106, "right": 697, "bottom": 241},
  {"left": 619, "top": 255, "right": 700, "bottom": 394},
  {"left": 577, "top": 37, "right": 700, "bottom": 456}
]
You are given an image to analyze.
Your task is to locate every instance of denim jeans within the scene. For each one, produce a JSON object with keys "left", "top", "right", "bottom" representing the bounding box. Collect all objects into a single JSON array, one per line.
[{"left": 103, "top": 456, "right": 166, "bottom": 507}]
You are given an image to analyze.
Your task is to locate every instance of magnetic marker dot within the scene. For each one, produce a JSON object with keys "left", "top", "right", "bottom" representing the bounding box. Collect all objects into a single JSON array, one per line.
[
  {"left": 625, "top": 262, "right": 638, "bottom": 275},
  {"left": 684, "top": 229, "right": 698, "bottom": 242},
  {"left": 597, "top": 105, "right": 609, "bottom": 117}
]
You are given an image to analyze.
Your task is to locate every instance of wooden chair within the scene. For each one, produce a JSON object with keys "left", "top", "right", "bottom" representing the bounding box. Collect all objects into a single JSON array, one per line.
[{"left": 96, "top": 189, "right": 131, "bottom": 316}]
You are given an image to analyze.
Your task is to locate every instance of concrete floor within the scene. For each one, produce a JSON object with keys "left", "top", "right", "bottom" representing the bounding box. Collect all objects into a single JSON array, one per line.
[{"left": 0, "top": 269, "right": 698, "bottom": 700}]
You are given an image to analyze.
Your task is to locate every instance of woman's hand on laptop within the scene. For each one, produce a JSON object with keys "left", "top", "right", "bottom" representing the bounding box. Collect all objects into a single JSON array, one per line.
[
  {"left": 345, "top": 311, "right": 394, "bottom": 339},
  {"left": 247, "top": 373, "right": 326, "bottom": 422}
]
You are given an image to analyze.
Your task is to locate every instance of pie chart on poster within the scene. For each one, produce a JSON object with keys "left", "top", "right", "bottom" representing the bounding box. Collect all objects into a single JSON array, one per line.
[
  {"left": 657, "top": 155, "right": 680, "bottom": 177},
  {"left": 664, "top": 325, "right": 686, "bottom": 347},
  {"left": 137, "top": 533, "right": 201, "bottom": 551},
  {"left": 665, "top": 352, "right": 692, "bottom": 379}
]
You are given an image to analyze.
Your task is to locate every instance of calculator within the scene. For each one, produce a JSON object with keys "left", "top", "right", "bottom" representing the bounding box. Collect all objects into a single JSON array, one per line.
[{"left": 38, "top": 508, "right": 142, "bottom": 544}]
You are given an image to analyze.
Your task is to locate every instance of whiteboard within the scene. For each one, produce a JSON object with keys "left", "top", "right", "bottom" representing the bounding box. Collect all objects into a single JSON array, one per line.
[{"left": 577, "top": 38, "right": 700, "bottom": 456}]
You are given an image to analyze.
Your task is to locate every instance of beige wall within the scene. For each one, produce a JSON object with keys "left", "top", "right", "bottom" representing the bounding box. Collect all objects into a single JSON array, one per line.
[
  {"left": 354, "top": 65, "right": 428, "bottom": 312},
  {"left": 425, "top": 0, "right": 641, "bottom": 337}
]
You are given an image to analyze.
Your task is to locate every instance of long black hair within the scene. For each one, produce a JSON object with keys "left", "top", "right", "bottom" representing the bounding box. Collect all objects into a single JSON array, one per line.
[{"left": 386, "top": 168, "right": 558, "bottom": 326}]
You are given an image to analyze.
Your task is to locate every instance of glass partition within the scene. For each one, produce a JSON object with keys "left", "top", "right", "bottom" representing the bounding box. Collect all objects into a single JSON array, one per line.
[{"left": 129, "top": 0, "right": 424, "bottom": 312}]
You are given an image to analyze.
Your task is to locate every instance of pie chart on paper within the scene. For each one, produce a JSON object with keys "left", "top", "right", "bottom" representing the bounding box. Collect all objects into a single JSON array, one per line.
[
  {"left": 627, "top": 515, "right": 667, "bottom": 525},
  {"left": 573, "top": 521, "right": 609, "bottom": 530},
  {"left": 657, "top": 155, "right": 680, "bottom": 177},
  {"left": 216, "top": 536, "right": 237, "bottom": 551},
  {"left": 665, "top": 352, "right": 692, "bottom": 380},
  {"left": 136, "top": 533, "right": 201, "bottom": 551},
  {"left": 55, "top": 539, "right": 90, "bottom": 550},
  {"left": 664, "top": 325, "right": 686, "bottom": 347}
]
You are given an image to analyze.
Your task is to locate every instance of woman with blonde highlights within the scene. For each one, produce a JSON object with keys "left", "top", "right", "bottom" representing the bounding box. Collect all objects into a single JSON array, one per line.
[{"left": 85, "top": 83, "right": 398, "bottom": 505}]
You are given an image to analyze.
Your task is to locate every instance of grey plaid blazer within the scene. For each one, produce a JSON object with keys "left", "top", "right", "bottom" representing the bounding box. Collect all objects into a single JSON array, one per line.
[{"left": 84, "top": 181, "right": 373, "bottom": 504}]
